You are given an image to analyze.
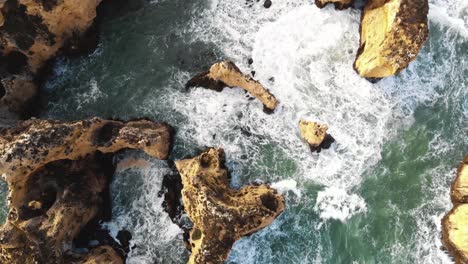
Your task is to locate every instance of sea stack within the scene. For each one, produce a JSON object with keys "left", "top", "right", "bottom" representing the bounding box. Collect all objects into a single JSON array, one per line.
[
  {"left": 442, "top": 157, "right": 468, "bottom": 263},
  {"left": 175, "top": 148, "right": 285, "bottom": 264},
  {"left": 0, "top": 118, "right": 173, "bottom": 263},
  {"left": 186, "top": 60, "right": 279, "bottom": 113},
  {"left": 354, "top": 0, "right": 429, "bottom": 78},
  {"left": 299, "top": 120, "right": 335, "bottom": 153}
]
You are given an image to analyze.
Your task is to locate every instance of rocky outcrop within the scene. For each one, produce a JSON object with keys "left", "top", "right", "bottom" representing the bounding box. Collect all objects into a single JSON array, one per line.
[
  {"left": 354, "top": 0, "right": 429, "bottom": 78},
  {"left": 443, "top": 157, "right": 468, "bottom": 264},
  {"left": 186, "top": 60, "right": 279, "bottom": 113},
  {"left": 0, "top": 0, "right": 102, "bottom": 71},
  {"left": 0, "top": 0, "right": 103, "bottom": 120},
  {"left": 0, "top": 117, "right": 173, "bottom": 263},
  {"left": 299, "top": 120, "right": 335, "bottom": 153},
  {"left": 315, "top": 0, "right": 354, "bottom": 10},
  {"left": 175, "top": 148, "right": 285, "bottom": 264}
]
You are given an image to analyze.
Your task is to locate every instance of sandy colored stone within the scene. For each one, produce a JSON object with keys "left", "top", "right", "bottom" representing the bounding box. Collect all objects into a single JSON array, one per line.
[
  {"left": 187, "top": 60, "right": 279, "bottom": 112},
  {"left": 443, "top": 157, "right": 468, "bottom": 264},
  {"left": 0, "top": 0, "right": 102, "bottom": 72},
  {"left": 315, "top": 0, "right": 354, "bottom": 10},
  {"left": 175, "top": 148, "right": 285, "bottom": 264},
  {"left": 299, "top": 120, "right": 328, "bottom": 147},
  {"left": 0, "top": 117, "right": 173, "bottom": 263},
  {"left": 451, "top": 157, "right": 468, "bottom": 203},
  {"left": 0, "top": 0, "right": 102, "bottom": 120},
  {"left": 354, "top": 0, "right": 428, "bottom": 78}
]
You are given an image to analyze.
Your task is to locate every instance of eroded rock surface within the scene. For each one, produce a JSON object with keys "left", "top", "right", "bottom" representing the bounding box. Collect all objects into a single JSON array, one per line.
[
  {"left": 315, "top": 0, "right": 354, "bottom": 10},
  {"left": 354, "top": 0, "right": 429, "bottom": 78},
  {"left": 186, "top": 60, "right": 279, "bottom": 113},
  {"left": 0, "top": 117, "right": 173, "bottom": 263},
  {"left": 0, "top": 0, "right": 102, "bottom": 120},
  {"left": 175, "top": 148, "right": 285, "bottom": 264},
  {"left": 299, "top": 120, "right": 335, "bottom": 153},
  {"left": 443, "top": 157, "right": 468, "bottom": 264}
]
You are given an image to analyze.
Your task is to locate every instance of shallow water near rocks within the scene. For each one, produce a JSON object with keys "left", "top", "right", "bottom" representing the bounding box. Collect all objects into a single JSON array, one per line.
[{"left": 1, "top": 0, "right": 467, "bottom": 263}]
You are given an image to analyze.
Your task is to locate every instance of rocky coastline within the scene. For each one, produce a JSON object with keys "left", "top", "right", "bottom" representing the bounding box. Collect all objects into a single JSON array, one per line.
[{"left": 0, "top": 0, "right": 460, "bottom": 263}]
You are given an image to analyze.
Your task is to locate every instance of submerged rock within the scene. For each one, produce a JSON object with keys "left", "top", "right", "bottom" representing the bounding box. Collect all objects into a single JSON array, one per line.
[
  {"left": 175, "top": 148, "right": 285, "bottom": 264},
  {"left": 299, "top": 120, "right": 335, "bottom": 153},
  {"left": 443, "top": 157, "right": 468, "bottom": 264},
  {"left": 0, "top": 117, "right": 173, "bottom": 263},
  {"left": 315, "top": 0, "right": 354, "bottom": 10},
  {"left": 354, "top": 0, "right": 429, "bottom": 78},
  {"left": 186, "top": 60, "right": 279, "bottom": 113},
  {"left": 0, "top": 0, "right": 103, "bottom": 120}
]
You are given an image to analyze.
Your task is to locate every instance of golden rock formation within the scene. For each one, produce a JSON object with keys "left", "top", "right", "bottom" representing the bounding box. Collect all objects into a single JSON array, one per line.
[
  {"left": 186, "top": 60, "right": 279, "bottom": 113},
  {"left": 315, "top": 0, "right": 354, "bottom": 10},
  {"left": 299, "top": 120, "right": 335, "bottom": 152},
  {"left": 0, "top": 0, "right": 102, "bottom": 119},
  {"left": 0, "top": 0, "right": 102, "bottom": 72},
  {"left": 0, "top": 117, "right": 173, "bottom": 263},
  {"left": 354, "top": 0, "right": 429, "bottom": 78},
  {"left": 443, "top": 157, "right": 468, "bottom": 264},
  {"left": 175, "top": 148, "right": 285, "bottom": 264}
]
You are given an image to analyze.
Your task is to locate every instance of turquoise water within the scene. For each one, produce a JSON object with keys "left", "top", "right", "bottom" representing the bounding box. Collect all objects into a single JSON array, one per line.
[{"left": 3, "top": 0, "right": 467, "bottom": 263}]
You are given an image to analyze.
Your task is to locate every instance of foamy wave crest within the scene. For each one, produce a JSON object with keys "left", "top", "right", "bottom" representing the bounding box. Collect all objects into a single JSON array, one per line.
[
  {"left": 103, "top": 152, "right": 187, "bottom": 264},
  {"left": 76, "top": 79, "right": 107, "bottom": 110},
  {"left": 271, "top": 179, "right": 302, "bottom": 198},
  {"left": 314, "top": 187, "right": 367, "bottom": 222}
]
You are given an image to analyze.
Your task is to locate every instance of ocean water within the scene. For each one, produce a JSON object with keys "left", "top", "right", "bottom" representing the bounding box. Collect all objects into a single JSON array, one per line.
[{"left": 2, "top": 0, "right": 467, "bottom": 263}]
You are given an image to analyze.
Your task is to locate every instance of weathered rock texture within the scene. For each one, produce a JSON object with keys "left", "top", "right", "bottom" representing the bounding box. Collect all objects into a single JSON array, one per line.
[
  {"left": 186, "top": 60, "right": 279, "bottom": 113},
  {"left": 299, "top": 120, "right": 335, "bottom": 153},
  {"left": 443, "top": 157, "right": 468, "bottom": 264},
  {"left": 0, "top": 0, "right": 102, "bottom": 120},
  {"left": 175, "top": 148, "right": 285, "bottom": 264},
  {"left": 354, "top": 0, "right": 429, "bottom": 78},
  {"left": 315, "top": 0, "right": 354, "bottom": 10},
  {"left": 0, "top": 117, "right": 173, "bottom": 263}
]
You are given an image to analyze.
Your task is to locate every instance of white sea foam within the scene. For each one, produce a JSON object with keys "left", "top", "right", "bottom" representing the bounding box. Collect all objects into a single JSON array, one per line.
[
  {"left": 271, "top": 179, "right": 302, "bottom": 198},
  {"left": 76, "top": 79, "right": 107, "bottom": 110},
  {"left": 104, "top": 154, "right": 186, "bottom": 264},
  {"left": 314, "top": 187, "right": 367, "bottom": 222},
  {"left": 182, "top": 3, "right": 439, "bottom": 223}
]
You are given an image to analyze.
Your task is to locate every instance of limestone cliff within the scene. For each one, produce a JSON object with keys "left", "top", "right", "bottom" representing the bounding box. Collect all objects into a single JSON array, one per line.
[
  {"left": 299, "top": 120, "right": 335, "bottom": 153},
  {"left": 315, "top": 0, "right": 354, "bottom": 10},
  {"left": 0, "top": 0, "right": 102, "bottom": 120},
  {"left": 175, "top": 148, "right": 285, "bottom": 264},
  {"left": 0, "top": 117, "right": 173, "bottom": 263},
  {"left": 186, "top": 60, "right": 279, "bottom": 113},
  {"left": 354, "top": 0, "right": 429, "bottom": 78},
  {"left": 443, "top": 157, "right": 468, "bottom": 264}
]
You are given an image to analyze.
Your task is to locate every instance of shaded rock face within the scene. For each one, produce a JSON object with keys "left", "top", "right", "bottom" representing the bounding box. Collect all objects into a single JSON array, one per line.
[
  {"left": 0, "top": 0, "right": 102, "bottom": 120},
  {"left": 186, "top": 60, "right": 279, "bottom": 113},
  {"left": 443, "top": 157, "right": 468, "bottom": 264},
  {"left": 299, "top": 120, "right": 335, "bottom": 153},
  {"left": 315, "top": 0, "right": 354, "bottom": 10},
  {"left": 0, "top": 0, "right": 101, "bottom": 72},
  {"left": 354, "top": 0, "right": 429, "bottom": 78},
  {"left": 175, "top": 148, "right": 285, "bottom": 264},
  {"left": 0, "top": 117, "right": 173, "bottom": 263}
]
